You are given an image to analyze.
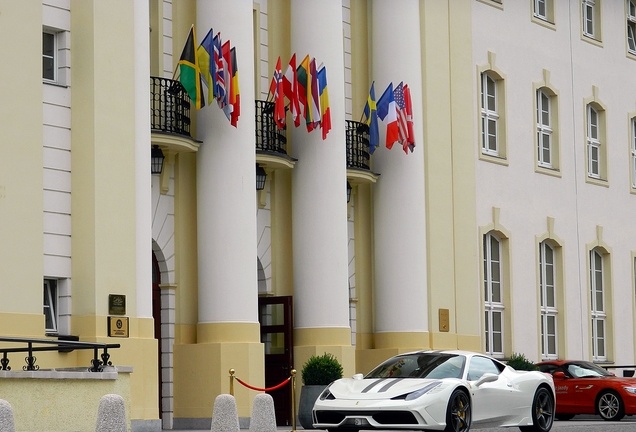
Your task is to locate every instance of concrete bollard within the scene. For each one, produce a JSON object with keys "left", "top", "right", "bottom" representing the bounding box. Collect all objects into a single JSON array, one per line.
[
  {"left": 211, "top": 394, "right": 240, "bottom": 432},
  {"left": 95, "top": 394, "right": 127, "bottom": 432},
  {"left": 249, "top": 394, "right": 276, "bottom": 432},
  {"left": 0, "top": 399, "right": 15, "bottom": 432}
]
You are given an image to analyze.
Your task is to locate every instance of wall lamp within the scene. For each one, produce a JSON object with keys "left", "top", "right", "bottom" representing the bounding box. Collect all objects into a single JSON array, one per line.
[
  {"left": 151, "top": 145, "right": 165, "bottom": 174},
  {"left": 346, "top": 181, "right": 352, "bottom": 203},
  {"left": 256, "top": 164, "right": 267, "bottom": 191}
]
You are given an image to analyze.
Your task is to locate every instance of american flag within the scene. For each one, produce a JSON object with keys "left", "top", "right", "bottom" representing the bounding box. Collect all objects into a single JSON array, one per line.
[{"left": 394, "top": 82, "right": 408, "bottom": 146}]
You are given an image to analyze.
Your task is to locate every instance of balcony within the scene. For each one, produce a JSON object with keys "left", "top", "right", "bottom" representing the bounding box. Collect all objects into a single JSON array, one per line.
[
  {"left": 346, "top": 120, "right": 378, "bottom": 185},
  {"left": 150, "top": 76, "right": 192, "bottom": 138},
  {"left": 255, "top": 100, "right": 295, "bottom": 171}
]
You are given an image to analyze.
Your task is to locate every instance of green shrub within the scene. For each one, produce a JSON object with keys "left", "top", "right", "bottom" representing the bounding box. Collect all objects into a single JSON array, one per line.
[
  {"left": 301, "top": 353, "right": 343, "bottom": 385},
  {"left": 506, "top": 352, "right": 538, "bottom": 371}
]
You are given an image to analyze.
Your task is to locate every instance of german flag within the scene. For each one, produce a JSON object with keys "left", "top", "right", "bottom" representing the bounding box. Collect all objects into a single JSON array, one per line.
[{"left": 177, "top": 26, "right": 205, "bottom": 109}]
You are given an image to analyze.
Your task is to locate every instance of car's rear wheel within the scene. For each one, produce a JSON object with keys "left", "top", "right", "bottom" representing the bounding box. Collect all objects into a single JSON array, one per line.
[
  {"left": 597, "top": 390, "right": 625, "bottom": 421},
  {"left": 519, "top": 386, "right": 554, "bottom": 432},
  {"left": 444, "top": 388, "right": 471, "bottom": 432}
]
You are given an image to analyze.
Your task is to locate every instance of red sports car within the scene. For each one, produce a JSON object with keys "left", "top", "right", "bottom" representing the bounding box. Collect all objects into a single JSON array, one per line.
[{"left": 536, "top": 360, "right": 636, "bottom": 421}]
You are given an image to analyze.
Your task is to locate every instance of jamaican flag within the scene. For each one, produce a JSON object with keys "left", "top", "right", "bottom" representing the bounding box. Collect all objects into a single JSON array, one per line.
[{"left": 177, "top": 26, "right": 205, "bottom": 109}]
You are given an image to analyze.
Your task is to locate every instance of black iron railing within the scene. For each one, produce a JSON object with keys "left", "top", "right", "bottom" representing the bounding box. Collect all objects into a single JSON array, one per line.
[
  {"left": 346, "top": 120, "right": 371, "bottom": 170},
  {"left": 255, "top": 100, "right": 287, "bottom": 155},
  {"left": 0, "top": 337, "right": 120, "bottom": 372},
  {"left": 150, "top": 76, "right": 192, "bottom": 138}
]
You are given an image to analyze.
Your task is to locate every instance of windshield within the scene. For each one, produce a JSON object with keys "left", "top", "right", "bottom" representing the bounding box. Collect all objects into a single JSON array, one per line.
[
  {"left": 365, "top": 353, "right": 465, "bottom": 379},
  {"left": 565, "top": 362, "right": 612, "bottom": 378}
]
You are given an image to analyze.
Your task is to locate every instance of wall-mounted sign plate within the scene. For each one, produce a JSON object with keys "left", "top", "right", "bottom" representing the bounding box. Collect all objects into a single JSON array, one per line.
[
  {"left": 108, "top": 316, "right": 129, "bottom": 338},
  {"left": 109, "top": 294, "right": 126, "bottom": 315}
]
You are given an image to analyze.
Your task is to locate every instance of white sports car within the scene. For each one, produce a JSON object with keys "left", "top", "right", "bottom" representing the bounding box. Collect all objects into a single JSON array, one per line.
[{"left": 312, "top": 350, "right": 555, "bottom": 432}]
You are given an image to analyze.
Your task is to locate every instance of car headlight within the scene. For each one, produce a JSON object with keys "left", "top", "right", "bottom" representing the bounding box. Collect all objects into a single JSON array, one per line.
[
  {"left": 392, "top": 381, "right": 442, "bottom": 401},
  {"left": 623, "top": 386, "right": 636, "bottom": 395},
  {"left": 319, "top": 384, "right": 335, "bottom": 400}
]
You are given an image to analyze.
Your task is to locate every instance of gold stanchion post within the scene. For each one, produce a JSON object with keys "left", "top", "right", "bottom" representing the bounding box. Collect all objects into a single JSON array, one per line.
[
  {"left": 291, "top": 369, "right": 297, "bottom": 432},
  {"left": 229, "top": 368, "right": 235, "bottom": 396}
]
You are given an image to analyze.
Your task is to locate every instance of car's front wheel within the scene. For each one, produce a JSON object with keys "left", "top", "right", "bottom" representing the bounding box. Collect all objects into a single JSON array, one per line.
[
  {"left": 444, "top": 388, "right": 471, "bottom": 432},
  {"left": 597, "top": 390, "right": 625, "bottom": 421},
  {"left": 519, "top": 386, "right": 554, "bottom": 432}
]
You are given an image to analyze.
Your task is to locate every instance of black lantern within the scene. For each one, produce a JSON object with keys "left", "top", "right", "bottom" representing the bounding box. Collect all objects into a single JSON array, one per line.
[
  {"left": 151, "top": 145, "right": 165, "bottom": 174},
  {"left": 256, "top": 165, "right": 267, "bottom": 190},
  {"left": 346, "top": 182, "right": 352, "bottom": 203}
]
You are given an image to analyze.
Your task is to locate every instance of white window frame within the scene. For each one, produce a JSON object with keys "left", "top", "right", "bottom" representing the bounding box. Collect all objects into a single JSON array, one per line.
[
  {"left": 539, "top": 242, "right": 558, "bottom": 359},
  {"left": 43, "top": 30, "right": 57, "bottom": 83},
  {"left": 628, "top": 0, "right": 636, "bottom": 53},
  {"left": 484, "top": 233, "right": 504, "bottom": 357},
  {"left": 631, "top": 118, "right": 636, "bottom": 188},
  {"left": 583, "top": 0, "right": 596, "bottom": 38},
  {"left": 481, "top": 73, "right": 499, "bottom": 157},
  {"left": 534, "top": 0, "right": 548, "bottom": 20},
  {"left": 590, "top": 249, "right": 606, "bottom": 361},
  {"left": 587, "top": 105, "right": 601, "bottom": 178},
  {"left": 44, "top": 279, "right": 58, "bottom": 334},
  {"left": 537, "top": 90, "right": 553, "bottom": 168}
]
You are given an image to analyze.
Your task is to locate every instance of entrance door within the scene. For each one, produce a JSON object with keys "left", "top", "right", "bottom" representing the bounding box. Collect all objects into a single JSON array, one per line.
[
  {"left": 152, "top": 253, "right": 162, "bottom": 419},
  {"left": 258, "top": 296, "right": 294, "bottom": 426}
]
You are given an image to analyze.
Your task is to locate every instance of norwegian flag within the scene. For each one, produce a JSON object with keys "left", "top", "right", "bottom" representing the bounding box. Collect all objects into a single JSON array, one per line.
[
  {"left": 269, "top": 56, "right": 285, "bottom": 129},
  {"left": 394, "top": 82, "right": 409, "bottom": 150}
]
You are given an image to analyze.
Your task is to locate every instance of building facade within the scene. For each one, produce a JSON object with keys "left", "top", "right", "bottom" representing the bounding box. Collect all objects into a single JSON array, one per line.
[{"left": 1, "top": 0, "right": 636, "bottom": 430}]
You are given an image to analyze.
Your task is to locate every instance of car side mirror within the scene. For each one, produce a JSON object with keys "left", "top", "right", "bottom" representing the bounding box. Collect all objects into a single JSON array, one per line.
[
  {"left": 553, "top": 371, "right": 566, "bottom": 379},
  {"left": 352, "top": 373, "right": 363, "bottom": 380},
  {"left": 475, "top": 373, "right": 499, "bottom": 387}
]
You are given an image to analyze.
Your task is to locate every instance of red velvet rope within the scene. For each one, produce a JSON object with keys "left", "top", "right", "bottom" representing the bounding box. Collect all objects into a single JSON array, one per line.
[{"left": 235, "top": 376, "right": 291, "bottom": 392}]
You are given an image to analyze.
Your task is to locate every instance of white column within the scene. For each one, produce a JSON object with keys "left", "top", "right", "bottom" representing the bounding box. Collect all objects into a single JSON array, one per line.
[
  {"left": 291, "top": 0, "right": 350, "bottom": 330},
  {"left": 134, "top": 0, "right": 153, "bottom": 318},
  {"left": 196, "top": 0, "right": 258, "bottom": 324},
  {"left": 371, "top": 0, "right": 428, "bottom": 334}
]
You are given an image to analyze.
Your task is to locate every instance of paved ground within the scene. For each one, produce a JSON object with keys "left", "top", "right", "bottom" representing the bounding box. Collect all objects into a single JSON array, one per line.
[{"left": 171, "top": 416, "right": 636, "bottom": 431}]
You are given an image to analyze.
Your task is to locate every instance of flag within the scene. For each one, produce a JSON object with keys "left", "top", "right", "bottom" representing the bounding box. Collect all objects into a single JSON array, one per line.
[
  {"left": 308, "top": 58, "right": 321, "bottom": 132},
  {"left": 177, "top": 26, "right": 205, "bottom": 109},
  {"left": 269, "top": 56, "right": 285, "bottom": 129},
  {"left": 221, "top": 40, "right": 233, "bottom": 120},
  {"left": 197, "top": 28, "right": 214, "bottom": 102},
  {"left": 230, "top": 47, "right": 240, "bottom": 127},
  {"left": 317, "top": 64, "right": 331, "bottom": 140},
  {"left": 283, "top": 54, "right": 300, "bottom": 127},
  {"left": 394, "top": 82, "right": 409, "bottom": 149},
  {"left": 376, "top": 83, "right": 399, "bottom": 149},
  {"left": 296, "top": 55, "right": 310, "bottom": 126},
  {"left": 363, "top": 81, "right": 380, "bottom": 154},
  {"left": 213, "top": 33, "right": 225, "bottom": 106},
  {"left": 404, "top": 84, "right": 415, "bottom": 153}
]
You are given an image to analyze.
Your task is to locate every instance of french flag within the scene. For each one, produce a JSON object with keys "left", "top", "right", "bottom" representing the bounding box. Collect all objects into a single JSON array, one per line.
[{"left": 376, "top": 83, "right": 399, "bottom": 150}]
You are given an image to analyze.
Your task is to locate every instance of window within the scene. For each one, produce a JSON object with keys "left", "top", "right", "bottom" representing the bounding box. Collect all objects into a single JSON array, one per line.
[
  {"left": 539, "top": 242, "right": 558, "bottom": 359},
  {"left": 44, "top": 279, "right": 58, "bottom": 334},
  {"left": 631, "top": 118, "right": 636, "bottom": 188},
  {"left": 590, "top": 249, "right": 606, "bottom": 361},
  {"left": 43, "top": 31, "right": 56, "bottom": 82},
  {"left": 481, "top": 72, "right": 499, "bottom": 156},
  {"left": 484, "top": 233, "right": 504, "bottom": 357},
  {"left": 587, "top": 105, "right": 601, "bottom": 178},
  {"left": 467, "top": 356, "right": 504, "bottom": 381},
  {"left": 535, "top": 0, "right": 547, "bottom": 19},
  {"left": 537, "top": 90, "right": 553, "bottom": 168},
  {"left": 628, "top": 0, "right": 636, "bottom": 54},
  {"left": 582, "top": 0, "right": 602, "bottom": 41}
]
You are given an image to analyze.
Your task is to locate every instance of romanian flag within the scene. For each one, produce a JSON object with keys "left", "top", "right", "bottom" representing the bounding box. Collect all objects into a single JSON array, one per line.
[
  {"left": 283, "top": 54, "right": 300, "bottom": 127},
  {"left": 296, "top": 55, "right": 310, "bottom": 126},
  {"left": 363, "top": 82, "right": 380, "bottom": 154},
  {"left": 376, "top": 83, "right": 399, "bottom": 149},
  {"left": 317, "top": 64, "right": 330, "bottom": 140},
  {"left": 309, "top": 58, "right": 321, "bottom": 132},
  {"left": 197, "top": 28, "right": 215, "bottom": 102},
  {"left": 177, "top": 26, "right": 205, "bottom": 109},
  {"left": 230, "top": 47, "right": 240, "bottom": 127}
]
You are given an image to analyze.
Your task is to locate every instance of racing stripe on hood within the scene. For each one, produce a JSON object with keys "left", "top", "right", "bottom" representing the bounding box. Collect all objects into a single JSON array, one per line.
[
  {"left": 361, "top": 379, "right": 384, "bottom": 393},
  {"left": 378, "top": 379, "right": 402, "bottom": 392}
]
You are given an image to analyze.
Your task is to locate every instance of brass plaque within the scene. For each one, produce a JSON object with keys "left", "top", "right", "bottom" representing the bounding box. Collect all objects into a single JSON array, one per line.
[
  {"left": 108, "top": 316, "right": 129, "bottom": 338},
  {"left": 109, "top": 294, "right": 126, "bottom": 315},
  {"left": 439, "top": 309, "right": 450, "bottom": 332}
]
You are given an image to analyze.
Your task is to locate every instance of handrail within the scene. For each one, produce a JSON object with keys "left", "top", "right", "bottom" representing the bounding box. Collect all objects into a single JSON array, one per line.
[
  {"left": 150, "top": 76, "right": 193, "bottom": 138},
  {"left": 0, "top": 337, "right": 121, "bottom": 372},
  {"left": 346, "top": 120, "right": 371, "bottom": 170}
]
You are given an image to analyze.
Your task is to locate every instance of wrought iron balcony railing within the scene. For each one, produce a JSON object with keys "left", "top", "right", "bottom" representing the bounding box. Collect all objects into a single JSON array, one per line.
[
  {"left": 346, "top": 120, "right": 371, "bottom": 170},
  {"left": 150, "top": 76, "right": 192, "bottom": 138},
  {"left": 255, "top": 100, "right": 287, "bottom": 155}
]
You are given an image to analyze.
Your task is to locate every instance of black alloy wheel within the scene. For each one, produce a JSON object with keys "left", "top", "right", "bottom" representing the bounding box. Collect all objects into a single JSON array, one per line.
[
  {"left": 520, "top": 386, "right": 554, "bottom": 432},
  {"left": 444, "top": 388, "right": 471, "bottom": 432}
]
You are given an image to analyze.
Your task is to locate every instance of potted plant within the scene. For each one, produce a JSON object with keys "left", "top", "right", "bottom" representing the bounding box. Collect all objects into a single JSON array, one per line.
[
  {"left": 298, "top": 353, "right": 343, "bottom": 429},
  {"left": 506, "top": 352, "right": 538, "bottom": 371}
]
